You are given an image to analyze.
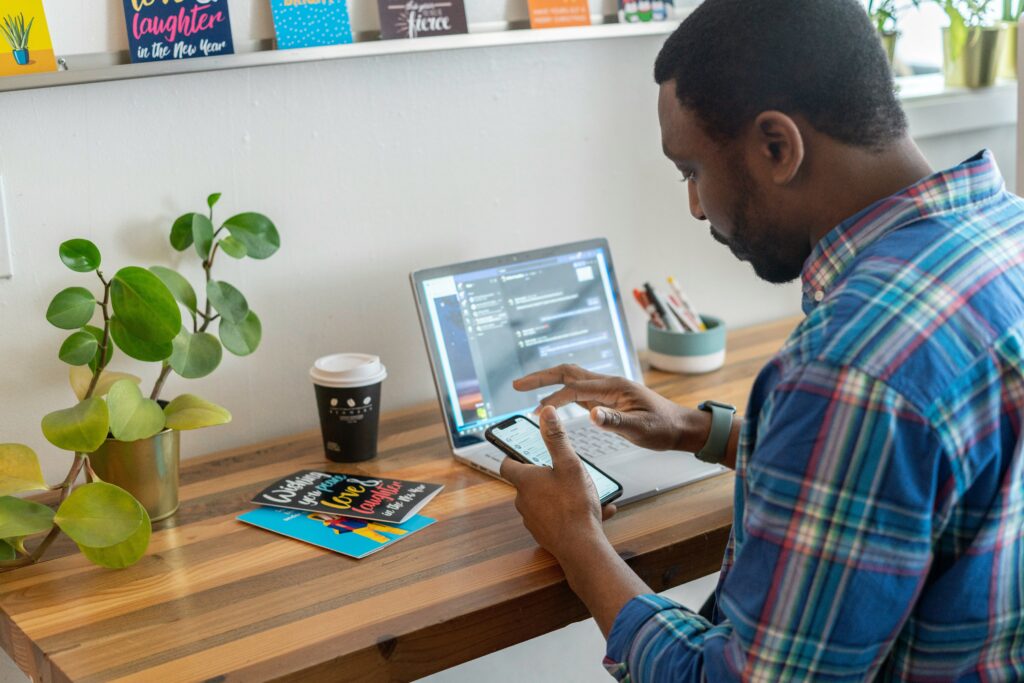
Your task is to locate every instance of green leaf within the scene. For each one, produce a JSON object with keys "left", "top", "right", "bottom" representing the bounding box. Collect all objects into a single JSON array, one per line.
[
  {"left": 110, "top": 316, "right": 173, "bottom": 362},
  {"left": 192, "top": 214, "right": 214, "bottom": 261},
  {"left": 169, "top": 328, "right": 222, "bottom": 379},
  {"left": 41, "top": 399, "right": 110, "bottom": 453},
  {"left": 219, "top": 310, "right": 262, "bottom": 356},
  {"left": 207, "top": 192, "right": 222, "bottom": 209},
  {"left": 59, "top": 239, "right": 101, "bottom": 273},
  {"left": 110, "top": 267, "right": 181, "bottom": 343},
  {"left": 170, "top": 213, "right": 197, "bottom": 251},
  {"left": 70, "top": 366, "right": 141, "bottom": 401},
  {"left": 0, "top": 540, "right": 14, "bottom": 561},
  {"left": 223, "top": 213, "right": 280, "bottom": 260},
  {"left": 218, "top": 236, "right": 247, "bottom": 259},
  {"left": 58, "top": 330, "right": 99, "bottom": 366},
  {"left": 46, "top": 287, "right": 96, "bottom": 330},
  {"left": 0, "top": 444, "right": 48, "bottom": 496},
  {"left": 54, "top": 482, "right": 142, "bottom": 549},
  {"left": 149, "top": 266, "right": 198, "bottom": 314},
  {"left": 0, "top": 497, "right": 55, "bottom": 538},
  {"left": 84, "top": 324, "right": 113, "bottom": 372},
  {"left": 107, "top": 380, "right": 166, "bottom": 442},
  {"left": 207, "top": 280, "right": 249, "bottom": 324},
  {"left": 163, "top": 394, "right": 232, "bottom": 431},
  {"left": 78, "top": 504, "right": 150, "bottom": 569}
]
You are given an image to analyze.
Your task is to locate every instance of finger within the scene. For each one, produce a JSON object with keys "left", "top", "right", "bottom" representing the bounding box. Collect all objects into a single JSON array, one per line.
[
  {"left": 538, "top": 406, "right": 582, "bottom": 471},
  {"left": 499, "top": 455, "right": 530, "bottom": 486},
  {"left": 591, "top": 406, "right": 648, "bottom": 435},
  {"left": 513, "top": 364, "right": 600, "bottom": 391},
  {"left": 601, "top": 504, "right": 617, "bottom": 521},
  {"left": 538, "top": 379, "right": 622, "bottom": 410}
]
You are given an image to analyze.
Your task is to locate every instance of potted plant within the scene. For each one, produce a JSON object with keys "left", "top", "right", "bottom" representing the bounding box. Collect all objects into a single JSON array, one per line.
[
  {"left": 939, "top": 0, "right": 1007, "bottom": 87},
  {"left": 999, "top": 0, "right": 1022, "bottom": 77},
  {"left": 0, "top": 194, "right": 279, "bottom": 570},
  {"left": 868, "top": 0, "right": 919, "bottom": 64},
  {"left": 0, "top": 12, "right": 33, "bottom": 66}
]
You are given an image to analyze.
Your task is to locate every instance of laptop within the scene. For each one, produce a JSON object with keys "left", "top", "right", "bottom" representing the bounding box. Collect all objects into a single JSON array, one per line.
[{"left": 410, "top": 238, "right": 725, "bottom": 505}]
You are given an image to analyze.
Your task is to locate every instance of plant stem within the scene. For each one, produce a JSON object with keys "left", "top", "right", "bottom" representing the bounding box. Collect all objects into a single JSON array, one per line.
[
  {"left": 150, "top": 362, "right": 172, "bottom": 401},
  {"left": 84, "top": 272, "right": 113, "bottom": 401}
]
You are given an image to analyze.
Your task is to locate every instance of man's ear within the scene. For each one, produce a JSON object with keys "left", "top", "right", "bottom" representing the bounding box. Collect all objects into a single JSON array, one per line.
[{"left": 752, "top": 111, "right": 805, "bottom": 186}]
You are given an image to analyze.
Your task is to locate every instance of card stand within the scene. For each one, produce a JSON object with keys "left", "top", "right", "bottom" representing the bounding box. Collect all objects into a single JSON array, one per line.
[{"left": 0, "top": 14, "right": 684, "bottom": 94}]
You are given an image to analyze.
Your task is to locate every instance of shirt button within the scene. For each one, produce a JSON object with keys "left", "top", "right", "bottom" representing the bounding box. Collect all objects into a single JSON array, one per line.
[{"left": 814, "top": 290, "right": 825, "bottom": 302}]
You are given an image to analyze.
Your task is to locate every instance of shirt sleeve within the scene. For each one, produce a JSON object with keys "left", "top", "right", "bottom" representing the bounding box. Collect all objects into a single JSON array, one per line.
[{"left": 603, "top": 361, "right": 946, "bottom": 682}]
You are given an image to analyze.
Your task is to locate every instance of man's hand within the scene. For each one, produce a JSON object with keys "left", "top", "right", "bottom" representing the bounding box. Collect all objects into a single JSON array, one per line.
[
  {"left": 499, "top": 406, "right": 616, "bottom": 561},
  {"left": 513, "top": 364, "right": 713, "bottom": 453}
]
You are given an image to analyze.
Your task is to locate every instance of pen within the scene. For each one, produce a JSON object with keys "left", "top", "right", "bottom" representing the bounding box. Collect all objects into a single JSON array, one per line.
[
  {"left": 644, "top": 283, "right": 682, "bottom": 332},
  {"left": 664, "top": 294, "right": 701, "bottom": 332},
  {"left": 634, "top": 288, "right": 666, "bottom": 329},
  {"left": 667, "top": 276, "right": 706, "bottom": 331}
]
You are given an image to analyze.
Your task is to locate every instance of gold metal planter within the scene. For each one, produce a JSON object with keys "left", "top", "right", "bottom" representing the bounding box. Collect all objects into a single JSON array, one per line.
[
  {"left": 89, "top": 429, "right": 180, "bottom": 522},
  {"left": 943, "top": 25, "right": 1007, "bottom": 89},
  {"left": 880, "top": 30, "right": 898, "bottom": 67},
  {"left": 999, "top": 21, "right": 1017, "bottom": 80}
]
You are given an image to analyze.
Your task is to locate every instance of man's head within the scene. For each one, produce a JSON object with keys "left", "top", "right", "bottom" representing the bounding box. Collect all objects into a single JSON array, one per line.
[{"left": 655, "top": 0, "right": 908, "bottom": 283}]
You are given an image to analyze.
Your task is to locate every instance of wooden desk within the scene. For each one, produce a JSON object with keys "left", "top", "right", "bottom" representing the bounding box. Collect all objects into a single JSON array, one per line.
[{"left": 0, "top": 316, "right": 797, "bottom": 683}]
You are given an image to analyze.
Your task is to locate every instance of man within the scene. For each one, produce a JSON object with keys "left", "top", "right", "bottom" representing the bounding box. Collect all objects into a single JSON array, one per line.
[{"left": 500, "top": 0, "right": 1024, "bottom": 680}]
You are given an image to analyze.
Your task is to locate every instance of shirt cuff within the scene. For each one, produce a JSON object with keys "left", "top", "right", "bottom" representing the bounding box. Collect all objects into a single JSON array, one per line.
[{"left": 605, "top": 594, "right": 686, "bottom": 664}]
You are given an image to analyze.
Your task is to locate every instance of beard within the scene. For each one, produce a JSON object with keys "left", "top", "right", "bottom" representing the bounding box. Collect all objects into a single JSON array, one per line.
[{"left": 709, "top": 169, "right": 809, "bottom": 285}]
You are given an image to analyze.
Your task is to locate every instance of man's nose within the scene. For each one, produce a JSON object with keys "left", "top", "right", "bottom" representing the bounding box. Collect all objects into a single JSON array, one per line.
[{"left": 688, "top": 182, "right": 706, "bottom": 221}]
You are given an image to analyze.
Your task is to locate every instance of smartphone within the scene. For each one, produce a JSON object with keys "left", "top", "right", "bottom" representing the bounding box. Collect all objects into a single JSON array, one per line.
[{"left": 485, "top": 415, "right": 624, "bottom": 505}]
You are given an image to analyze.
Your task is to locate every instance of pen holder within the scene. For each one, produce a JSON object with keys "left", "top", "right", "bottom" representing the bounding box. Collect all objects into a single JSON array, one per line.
[{"left": 647, "top": 315, "right": 726, "bottom": 374}]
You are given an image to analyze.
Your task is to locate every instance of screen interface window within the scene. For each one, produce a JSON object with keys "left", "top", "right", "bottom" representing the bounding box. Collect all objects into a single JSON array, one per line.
[
  {"left": 422, "top": 247, "right": 633, "bottom": 443},
  {"left": 491, "top": 418, "right": 620, "bottom": 500}
]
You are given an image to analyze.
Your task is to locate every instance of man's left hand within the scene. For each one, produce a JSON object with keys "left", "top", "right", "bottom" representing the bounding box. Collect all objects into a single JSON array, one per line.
[{"left": 500, "top": 406, "right": 616, "bottom": 561}]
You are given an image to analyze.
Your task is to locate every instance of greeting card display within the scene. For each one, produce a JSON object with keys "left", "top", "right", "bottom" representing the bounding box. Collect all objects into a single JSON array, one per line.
[
  {"left": 526, "top": 0, "right": 591, "bottom": 29},
  {"left": 377, "top": 0, "right": 468, "bottom": 40},
  {"left": 122, "top": 0, "right": 234, "bottom": 63},
  {"left": 269, "top": 0, "right": 353, "bottom": 50},
  {"left": 0, "top": 0, "right": 56, "bottom": 77}
]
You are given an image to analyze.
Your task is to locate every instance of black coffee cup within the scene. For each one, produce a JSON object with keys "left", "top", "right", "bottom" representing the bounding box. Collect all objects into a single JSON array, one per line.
[{"left": 309, "top": 354, "right": 387, "bottom": 462}]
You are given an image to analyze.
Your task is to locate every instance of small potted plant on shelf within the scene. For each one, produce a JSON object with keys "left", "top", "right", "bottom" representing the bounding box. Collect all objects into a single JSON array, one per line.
[
  {"left": 999, "top": 0, "right": 1022, "bottom": 77},
  {"left": 0, "top": 12, "right": 33, "bottom": 66},
  {"left": 939, "top": 0, "right": 1007, "bottom": 88},
  {"left": 868, "top": 0, "right": 919, "bottom": 65},
  {"left": 0, "top": 194, "right": 280, "bottom": 571}
]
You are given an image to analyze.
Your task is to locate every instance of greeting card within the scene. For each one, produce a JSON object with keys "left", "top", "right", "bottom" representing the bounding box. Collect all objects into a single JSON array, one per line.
[
  {"left": 526, "top": 0, "right": 591, "bottom": 29},
  {"left": 122, "top": 0, "right": 234, "bottom": 63},
  {"left": 0, "top": 0, "right": 56, "bottom": 77},
  {"left": 377, "top": 0, "right": 467, "bottom": 40},
  {"left": 269, "top": 0, "right": 353, "bottom": 50}
]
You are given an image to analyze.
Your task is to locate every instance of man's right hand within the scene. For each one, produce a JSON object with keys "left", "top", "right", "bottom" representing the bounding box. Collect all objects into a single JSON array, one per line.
[{"left": 512, "top": 364, "right": 713, "bottom": 453}]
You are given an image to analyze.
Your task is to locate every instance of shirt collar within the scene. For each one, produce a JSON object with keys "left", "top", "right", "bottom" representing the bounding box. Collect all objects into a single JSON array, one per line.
[{"left": 799, "top": 149, "right": 1005, "bottom": 314}]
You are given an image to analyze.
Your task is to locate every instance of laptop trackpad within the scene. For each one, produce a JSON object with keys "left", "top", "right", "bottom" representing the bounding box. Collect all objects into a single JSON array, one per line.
[{"left": 608, "top": 451, "right": 723, "bottom": 505}]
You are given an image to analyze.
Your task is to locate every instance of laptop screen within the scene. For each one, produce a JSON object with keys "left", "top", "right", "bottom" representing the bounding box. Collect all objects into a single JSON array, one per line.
[{"left": 412, "top": 239, "right": 640, "bottom": 448}]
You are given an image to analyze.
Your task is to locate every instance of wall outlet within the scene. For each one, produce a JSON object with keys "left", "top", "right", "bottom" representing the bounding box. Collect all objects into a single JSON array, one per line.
[{"left": 0, "top": 176, "right": 11, "bottom": 279}]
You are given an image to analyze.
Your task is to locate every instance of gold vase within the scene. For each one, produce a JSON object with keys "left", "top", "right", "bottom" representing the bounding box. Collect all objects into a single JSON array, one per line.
[
  {"left": 999, "top": 21, "right": 1018, "bottom": 79},
  {"left": 89, "top": 429, "right": 180, "bottom": 522},
  {"left": 880, "top": 30, "right": 898, "bottom": 67},
  {"left": 943, "top": 25, "right": 1007, "bottom": 89}
]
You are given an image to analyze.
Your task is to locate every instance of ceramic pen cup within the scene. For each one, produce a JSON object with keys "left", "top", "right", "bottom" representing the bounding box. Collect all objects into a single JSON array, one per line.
[{"left": 647, "top": 316, "right": 726, "bottom": 374}]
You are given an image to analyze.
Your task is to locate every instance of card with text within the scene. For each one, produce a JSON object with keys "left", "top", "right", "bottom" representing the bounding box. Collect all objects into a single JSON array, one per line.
[
  {"left": 377, "top": 0, "right": 468, "bottom": 40},
  {"left": 526, "top": 0, "right": 591, "bottom": 29},
  {"left": 270, "top": 0, "right": 353, "bottom": 50},
  {"left": 122, "top": 0, "right": 234, "bottom": 63},
  {"left": 0, "top": 0, "right": 56, "bottom": 77}
]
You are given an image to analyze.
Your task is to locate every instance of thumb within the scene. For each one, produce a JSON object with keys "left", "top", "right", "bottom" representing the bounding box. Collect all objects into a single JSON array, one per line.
[
  {"left": 591, "top": 406, "right": 645, "bottom": 435},
  {"left": 538, "top": 406, "right": 578, "bottom": 470}
]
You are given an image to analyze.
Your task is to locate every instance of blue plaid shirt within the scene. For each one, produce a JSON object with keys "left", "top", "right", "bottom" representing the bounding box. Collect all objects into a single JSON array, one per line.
[{"left": 604, "top": 151, "right": 1024, "bottom": 681}]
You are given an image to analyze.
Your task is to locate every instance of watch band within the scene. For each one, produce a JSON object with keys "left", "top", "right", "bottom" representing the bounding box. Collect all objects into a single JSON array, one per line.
[{"left": 695, "top": 400, "right": 736, "bottom": 464}]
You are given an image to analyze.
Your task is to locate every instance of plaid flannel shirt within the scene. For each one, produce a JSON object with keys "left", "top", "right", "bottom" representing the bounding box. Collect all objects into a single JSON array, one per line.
[{"left": 604, "top": 151, "right": 1024, "bottom": 681}]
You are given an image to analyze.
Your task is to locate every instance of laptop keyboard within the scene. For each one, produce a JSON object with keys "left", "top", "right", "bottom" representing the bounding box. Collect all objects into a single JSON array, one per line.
[{"left": 565, "top": 424, "right": 634, "bottom": 463}]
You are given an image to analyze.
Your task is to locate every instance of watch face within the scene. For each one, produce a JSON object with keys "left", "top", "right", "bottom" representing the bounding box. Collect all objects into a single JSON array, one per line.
[{"left": 700, "top": 400, "right": 735, "bottom": 412}]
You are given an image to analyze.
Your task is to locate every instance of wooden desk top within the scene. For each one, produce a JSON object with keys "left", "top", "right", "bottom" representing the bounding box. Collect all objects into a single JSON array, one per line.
[{"left": 0, "top": 316, "right": 798, "bottom": 683}]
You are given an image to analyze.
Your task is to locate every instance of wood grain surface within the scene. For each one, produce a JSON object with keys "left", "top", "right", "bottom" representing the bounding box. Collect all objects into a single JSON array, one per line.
[{"left": 0, "top": 316, "right": 798, "bottom": 683}]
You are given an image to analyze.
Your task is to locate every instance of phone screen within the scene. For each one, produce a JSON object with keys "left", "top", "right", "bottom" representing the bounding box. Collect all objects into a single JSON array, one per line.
[{"left": 490, "top": 416, "right": 621, "bottom": 503}]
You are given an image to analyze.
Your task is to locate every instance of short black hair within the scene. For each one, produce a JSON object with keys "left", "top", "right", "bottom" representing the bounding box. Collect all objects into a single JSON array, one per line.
[{"left": 654, "top": 0, "right": 908, "bottom": 150}]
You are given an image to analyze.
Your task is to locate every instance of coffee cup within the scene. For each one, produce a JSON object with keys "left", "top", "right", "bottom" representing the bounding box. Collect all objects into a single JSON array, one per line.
[{"left": 309, "top": 353, "right": 387, "bottom": 462}]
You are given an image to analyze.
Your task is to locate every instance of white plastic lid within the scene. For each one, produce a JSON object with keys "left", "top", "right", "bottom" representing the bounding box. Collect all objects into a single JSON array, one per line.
[{"left": 309, "top": 353, "right": 387, "bottom": 388}]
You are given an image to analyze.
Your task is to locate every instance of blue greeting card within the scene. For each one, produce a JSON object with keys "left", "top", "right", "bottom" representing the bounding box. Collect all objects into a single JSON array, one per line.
[
  {"left": 238, "top": 506, "right": 435, "bottom": 559},
  {"left": 269, "top": 0, "right": 353, "bottom": 50},
  {"left": 122, "top": 0, "right": 234, "bottom": 63}
]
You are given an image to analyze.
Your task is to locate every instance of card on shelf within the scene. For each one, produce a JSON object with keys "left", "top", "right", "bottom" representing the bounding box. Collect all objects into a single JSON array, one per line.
[
  {"left": 0, "top": 0, "right": 56, "bottom": 77},
  {"left": 269, "top": 0, "right": 353, "bottom": 50},
  {"left": 239, "top": 506, "right": 435, "bottom": 559},
  {"left": 526, "top": 0, "right": 591, "bottom": 29},
  {"left": 121, "top": 0, "right": 234, "bottom": 63},
  {"left": 377, "top": 0, "right": 468, "bottom": 40}
]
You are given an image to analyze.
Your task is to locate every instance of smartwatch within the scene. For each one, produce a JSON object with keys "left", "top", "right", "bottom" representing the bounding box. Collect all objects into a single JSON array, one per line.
[{"left": 695, "top": 400, "right": 736, "bottom": 464}]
